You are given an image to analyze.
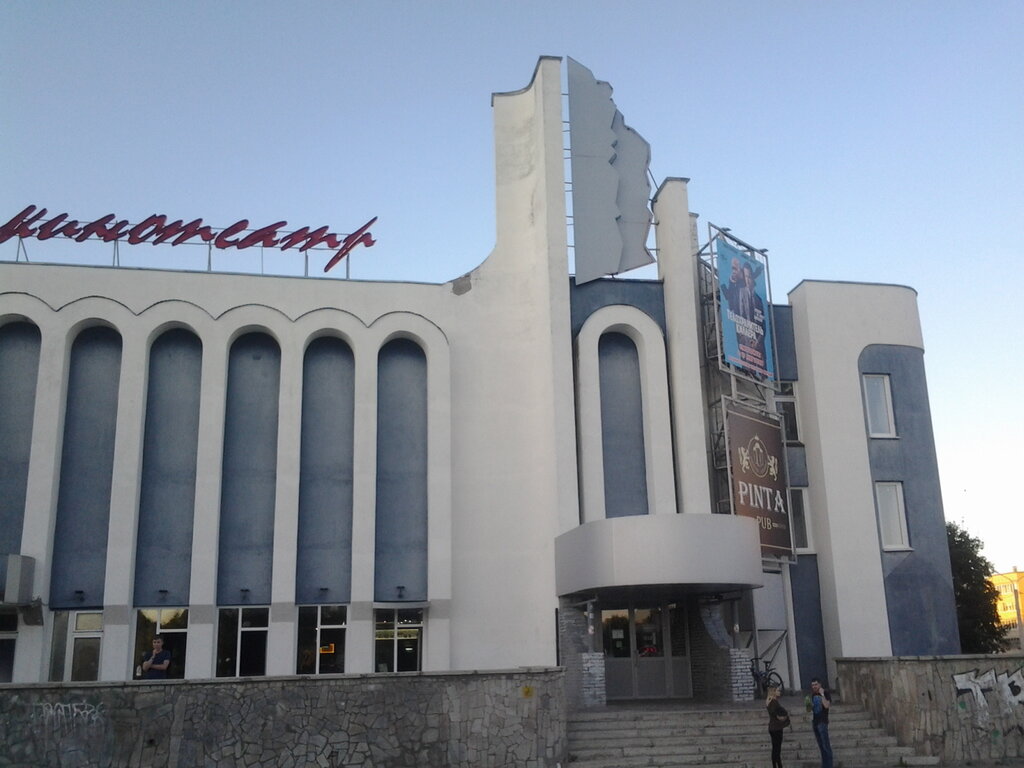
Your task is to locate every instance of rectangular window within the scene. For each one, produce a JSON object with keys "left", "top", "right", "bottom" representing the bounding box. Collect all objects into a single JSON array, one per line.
[
  {"left": 134, "top": 608, "right": 188, "bottom": 679},
  {"left": 774, "top": 399, "right": 798, "bottom": 442},
  {"left": 789, "top": 488, "right": 810, "bottom": 550},
  {"left": 875, "top": 481, "right": 910, "bottom": 550},
  {"left": 374, "top": 608, "right": 423, "bottom": 672},
  {"left": 216, "top": 607, "right": 269, "bottom": 677},
  {"left": 0, "top": 609, "right": 16, "bottom": 683},
  {"left": 863, "top": 374, "right": 897, "bottom": 437},
  {"left": 49, "top": 611, "right": 103, "bottom": 682},
  {"left": 297, "top": 605, "right": 347, "bottom": 674}
]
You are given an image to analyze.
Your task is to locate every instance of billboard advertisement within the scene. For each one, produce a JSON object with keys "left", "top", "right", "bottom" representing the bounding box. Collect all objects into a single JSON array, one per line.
[
  {"left": 725, "top": 401, "right": 792, "bottom": 557},
  {"left": 716, "top": 238, "right": 774, "bottom": 380}
]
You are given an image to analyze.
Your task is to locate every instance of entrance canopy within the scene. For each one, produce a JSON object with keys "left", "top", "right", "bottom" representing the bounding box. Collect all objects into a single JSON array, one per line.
[{"left": 555, "top": 513, "right": 763, "bottom": 598}]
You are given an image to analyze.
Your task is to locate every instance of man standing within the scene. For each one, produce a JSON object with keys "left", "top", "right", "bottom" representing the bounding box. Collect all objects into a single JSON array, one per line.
[
  {"left": 809, "top": 678, "right": 833, "bottom": 768},
  {"left": 141, "top": 635, "right": 171, "bottom": 679}
]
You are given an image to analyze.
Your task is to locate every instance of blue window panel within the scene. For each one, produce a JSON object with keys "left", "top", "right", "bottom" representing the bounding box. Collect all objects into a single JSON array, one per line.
[
  {"left": 217, "top": 333, "right": 280, "bottom": 606},
  {"left": 296, "top": 336, "right": 355, "bottom": 604},
  {"left": 135, "top": 329, "right": 202, "bottom": 606},
  {"left": 599, "top": 332, "right": 649, "bottom": 518},
  {"left": 51, "top": 326, "right": 122, "bottom": 609},
  {"left": 374, "top": 339, "right": 427, "bottom": 603},
  {"left": 0, "top": 322, "right": 40, "bottom": 588}
]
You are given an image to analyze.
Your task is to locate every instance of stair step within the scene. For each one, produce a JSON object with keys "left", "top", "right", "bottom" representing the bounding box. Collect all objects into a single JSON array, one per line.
[{"left": 566, "top": 702, "right": 922, "bottom": 768}]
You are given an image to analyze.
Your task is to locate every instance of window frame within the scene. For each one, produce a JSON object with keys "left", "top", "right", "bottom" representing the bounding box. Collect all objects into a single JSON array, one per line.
[
  {"left": 51, "top": 610, "right": 104, "bottom": 682},
  {"left": 216, "top": 606, "right": 270, "bottom": 678},
  {"left": 374, "top": 608, "right": 424, "bottom": 673},
  {"left": 863, "top": 374, "right": 897, "bottom": 438},
  {"left": 789, "top": 487, "right": 812, "bottom": 552},
  {"left": 774, "top": 382, "right": 800, "bottom": 444},
  {"left": 134, "top": 608, "right": 189, "bottom": 679},
  {"left": 875, "top": 481, "right": 911, "bottom": 551},
  {"left": 297, "top": 605, "right": 347, "bottom": 675},
  {"left": 0, "top": 608, "right": 17, "bottom": 683}
]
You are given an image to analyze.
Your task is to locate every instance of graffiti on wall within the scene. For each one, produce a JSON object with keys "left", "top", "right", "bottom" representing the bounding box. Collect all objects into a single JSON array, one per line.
[
  {"left": 954, "top": 667, "right": 1024, "bottom": 731},
  {"left": 31, "top": 701, "right": 106, "bottom": 747}
]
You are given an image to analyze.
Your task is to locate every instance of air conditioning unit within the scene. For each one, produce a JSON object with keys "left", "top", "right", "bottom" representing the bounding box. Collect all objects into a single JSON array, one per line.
[{"left": 3, "top": 554, "right": 35, "bottom": 605}]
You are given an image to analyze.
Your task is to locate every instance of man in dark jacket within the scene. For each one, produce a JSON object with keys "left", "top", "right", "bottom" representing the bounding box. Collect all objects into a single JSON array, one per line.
[{"left": 809, "top": 678, "right": 833, "bottom": 768}]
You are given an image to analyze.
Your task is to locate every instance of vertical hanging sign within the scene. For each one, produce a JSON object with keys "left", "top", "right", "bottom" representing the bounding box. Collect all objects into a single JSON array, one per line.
[
  {"left": 716, "top": 238, "right": 774, "bottom": 380},
  {"left": 725, "top": 401, "right": 792, "bottom": 557}
]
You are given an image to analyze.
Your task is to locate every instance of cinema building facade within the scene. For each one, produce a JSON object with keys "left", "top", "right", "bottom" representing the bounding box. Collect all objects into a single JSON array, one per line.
[{"left": 0, "top": 58, "right": 959, "bottom": 704}]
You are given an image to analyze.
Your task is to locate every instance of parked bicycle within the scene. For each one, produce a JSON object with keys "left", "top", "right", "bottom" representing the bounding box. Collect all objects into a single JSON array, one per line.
[{"left": 749, "top": 630, "right": 787, "bottom": 697}]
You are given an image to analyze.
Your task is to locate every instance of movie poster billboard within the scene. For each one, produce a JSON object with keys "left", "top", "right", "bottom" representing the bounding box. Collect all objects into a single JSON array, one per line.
[
  {"left": 725, "top": 401, "right": 792, "bottom": 557},
  {"left": 716, "top": 238, "right": 775, "bottom": 380}
]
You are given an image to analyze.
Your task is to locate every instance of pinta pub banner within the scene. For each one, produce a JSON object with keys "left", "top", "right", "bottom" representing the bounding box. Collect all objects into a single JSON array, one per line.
[
  {"left": 725, "top": 401, "right": 792, "bottom": 557},
  {"left": 716, "top": 238, "right": 774, "bottom": 381}
]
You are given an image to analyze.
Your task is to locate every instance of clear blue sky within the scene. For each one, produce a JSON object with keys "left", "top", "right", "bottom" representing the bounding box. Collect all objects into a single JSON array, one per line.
[{"left": 2, "top": 1, "right": 1022, "bottom": 570}]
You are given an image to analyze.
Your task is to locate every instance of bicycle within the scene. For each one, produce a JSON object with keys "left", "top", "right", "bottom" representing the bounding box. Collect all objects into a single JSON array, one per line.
[{"left": 749, "top": 630, "right": 787, "bottom": 697}]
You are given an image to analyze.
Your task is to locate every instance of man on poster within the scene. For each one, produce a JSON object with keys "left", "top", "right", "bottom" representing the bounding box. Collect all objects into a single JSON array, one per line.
[{"left": 717, "top": 239, "right": 773, "bottom": 380}]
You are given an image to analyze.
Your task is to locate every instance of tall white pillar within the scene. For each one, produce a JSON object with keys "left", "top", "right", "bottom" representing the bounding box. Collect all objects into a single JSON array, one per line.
[{"left": 654, "top": 178, "right": 713, "bottom": 515}]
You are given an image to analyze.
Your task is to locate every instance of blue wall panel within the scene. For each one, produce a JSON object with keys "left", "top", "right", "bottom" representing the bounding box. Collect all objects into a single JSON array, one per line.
[
  {"left": 789, "top": 554, "right": 829, "bottom": 689},
  {"left": 860, "top": 344, "right": 960, "bottom": 654},
  {"left": 296, "top": 336, "right": 355, "bottom": 604},
  {"left": 770, "top": 304, "right": 799, "bottom": 382},
  {"left": 598, "top": 332, "right": 649, "bottom": 518},
  {"left": 135, "top": 329, "right": 202, "bottom": 606},
  {"left": 374, "top": 339, "right": 427, "bottom": 603},
  {"left": 569, "top": 278, "right": 665, "bottom": 337},
  {"left": 50, "top": 326, "right": 122, "bottom": 609},
  {"left": 217, "top": 333, "right": 280, "bottom": 606},
  {"left": 0, "top": 322, "right": 41, "bottom": 588}
]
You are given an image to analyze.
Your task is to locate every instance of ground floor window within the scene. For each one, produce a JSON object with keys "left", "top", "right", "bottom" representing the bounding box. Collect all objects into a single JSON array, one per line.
[
  {"left": 297, "top": 605, "right": 346, "bottom": 674},
  {"left": 134, "top": 608, "right": 188, "bottom": 679},
  {"left": 216, "top": 607, "right": 269, "bottom": 677},
  {"left": 0, "top": 609, "right": 17, "bottom": 682},
  {"left": 49, "top": 611, "right": 103, "bottom": 682},
  {"left": 374, "top": 608, "right": 423, "bottom": 672}
]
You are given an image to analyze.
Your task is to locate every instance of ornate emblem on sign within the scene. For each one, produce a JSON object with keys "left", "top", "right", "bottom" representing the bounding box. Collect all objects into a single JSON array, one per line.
[{"left": 737, "top": 435, "right": 779, "bottom": 480}]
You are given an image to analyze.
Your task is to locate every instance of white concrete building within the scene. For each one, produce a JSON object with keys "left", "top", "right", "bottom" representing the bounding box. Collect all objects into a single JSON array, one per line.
[{"left": 0, "top": 58, "right": 958, "bottom": 702}]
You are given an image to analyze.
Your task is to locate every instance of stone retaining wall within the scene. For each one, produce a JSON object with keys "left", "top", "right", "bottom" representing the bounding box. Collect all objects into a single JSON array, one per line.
[
  {"left": 837, "top": 654, "right": 1024, "bottom": 764},
  {"left": 0, "top": 668, "right": 566, "bottom": 767}
]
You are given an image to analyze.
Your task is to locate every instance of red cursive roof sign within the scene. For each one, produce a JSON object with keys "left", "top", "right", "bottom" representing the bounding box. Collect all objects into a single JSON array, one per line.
[{"left": 0, "top": 205, "right": 377, "bottom": 273}]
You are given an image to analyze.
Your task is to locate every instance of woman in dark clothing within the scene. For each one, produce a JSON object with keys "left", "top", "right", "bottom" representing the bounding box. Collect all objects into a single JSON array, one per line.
[{"left": 766, "top": 685, "right": 789, "bottom": 768}]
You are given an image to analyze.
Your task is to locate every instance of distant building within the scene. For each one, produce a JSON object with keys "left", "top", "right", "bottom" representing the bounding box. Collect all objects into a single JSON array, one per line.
[
  {"left": 990, "top": 570, "right": 1024, "bottom": 651},
  {"left": 0, "top": 57, "right": 959, "bottom": 701}
]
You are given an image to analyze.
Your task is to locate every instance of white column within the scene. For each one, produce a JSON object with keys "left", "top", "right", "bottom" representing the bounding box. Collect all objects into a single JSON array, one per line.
[
  {"left": 14, "top": 325, "right": 67, "bottom": 682},
  {"left": 99, "top": 327, "right": 148, "bottom": 680},
  {"left": 654, "top": 179, "right": 713, "bottom": 515},
  {"left": 267, "top": 341, "right": 302, "bottom": 675},
  {"left": 346, "top": 335, "right": 378, "bottom": 674},
  {"left": 184, "top": 329, "right": 228, "bottom": 679}
]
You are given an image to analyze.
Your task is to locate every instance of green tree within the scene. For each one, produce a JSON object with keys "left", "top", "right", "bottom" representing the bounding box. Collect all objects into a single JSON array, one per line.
[{"left": 946, "top": 521, "right": 1007, "bottom": 653}]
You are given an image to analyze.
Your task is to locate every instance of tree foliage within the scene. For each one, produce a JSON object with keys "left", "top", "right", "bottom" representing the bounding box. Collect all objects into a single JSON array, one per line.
[{"left": 946, "top": 521, "right": 1007, "bottom": 653}]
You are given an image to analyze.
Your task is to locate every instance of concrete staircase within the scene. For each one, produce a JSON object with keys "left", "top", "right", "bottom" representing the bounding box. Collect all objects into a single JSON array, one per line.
[{"left": 566, "top": 699, "right": 932, "bottom": 768}]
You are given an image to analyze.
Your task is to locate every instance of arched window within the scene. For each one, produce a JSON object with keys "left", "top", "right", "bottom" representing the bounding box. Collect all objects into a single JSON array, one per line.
[
  {"left": 0, "top": 322, "right": 41, "bottom": 575},
  {"left": 296, "top": 336, "right": 355, "bottom": 605},
  {"left": 598, "top": 332, "right": 648, "bottom": 518},
  {"left": 51, "top": 326, "right": 122, "bottom": 609},
  {"left": 217, "top": 332, "right": 280, "bottom": 607},
  {"left": 135, "top": 328, "right": 202, "bottom": 607},
  {"left": 374, "top": 338, "right": 427, "bottom": 603}
]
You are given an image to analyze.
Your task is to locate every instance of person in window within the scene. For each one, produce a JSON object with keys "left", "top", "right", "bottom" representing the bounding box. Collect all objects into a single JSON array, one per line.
[{"left": 141, "top": 635, "right": 171, "bottom": 679}]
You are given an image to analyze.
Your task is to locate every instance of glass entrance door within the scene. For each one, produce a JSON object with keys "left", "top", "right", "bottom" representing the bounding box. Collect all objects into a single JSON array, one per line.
[{"left": 601, "top": 602, "right": 692, "bottom": 700}]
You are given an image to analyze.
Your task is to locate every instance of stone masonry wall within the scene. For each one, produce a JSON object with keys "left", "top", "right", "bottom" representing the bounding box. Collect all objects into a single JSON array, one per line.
[
  {"left": 688, "top": 602, "right": 754, "bottom": 702},
  {"left": 838, "top": 654, "right": 1024, "bottom": 763},
  {"left": 557, "top": 598, "right": 605, "bottom": 711},
  {"left": 0, "top": 668, "right": 566, "bottom": 768}
]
